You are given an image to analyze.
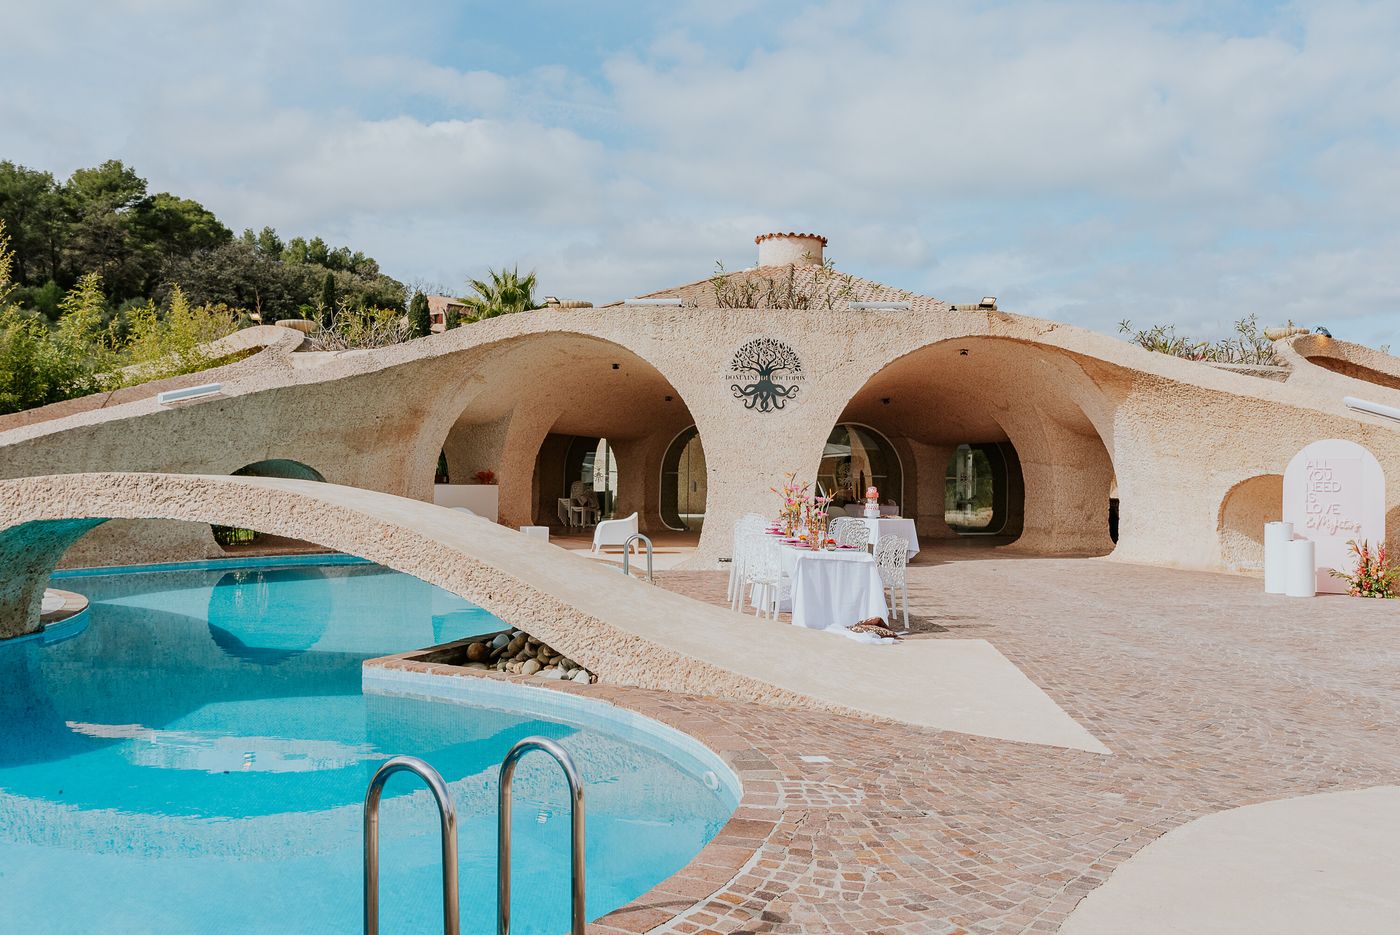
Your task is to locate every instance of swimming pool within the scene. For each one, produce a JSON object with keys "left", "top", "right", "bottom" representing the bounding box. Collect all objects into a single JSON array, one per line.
[{"left": 0, "top": 557, "right": 738, "bottom": 934}]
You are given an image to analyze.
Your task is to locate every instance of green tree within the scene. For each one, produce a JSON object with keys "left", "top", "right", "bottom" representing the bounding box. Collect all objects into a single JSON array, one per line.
[
  {"left": 62, "top": 160, "right": 151, "bottom": 299},
  {"left": 460, "top": 266, "right": 540, "bottom": 322},
  {"left": 136, "top": 192, "right": 231, "bottom": 262},
  {"left": 319, "top": 270, "right": 336, "bottom": 326},
  {"left": 0, "top": 161, "right": 64, "bottom": 285},
  {"left": 408, "top": 291, "right": 432, "bottom": 338},
  {"left": 162, "top": 241, "right": 300, "bottom": 322},
  {"left": 255, "top": 226, "right": 284, "bottom": 257}
]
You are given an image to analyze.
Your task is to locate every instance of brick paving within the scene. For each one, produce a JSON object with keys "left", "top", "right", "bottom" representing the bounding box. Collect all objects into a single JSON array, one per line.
[{"left": 381, "top": 546, "right": 1400, "bottom": 934}]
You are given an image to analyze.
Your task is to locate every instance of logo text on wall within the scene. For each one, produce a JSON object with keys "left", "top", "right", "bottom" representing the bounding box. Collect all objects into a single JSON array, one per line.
[{"left": 725, "top": 338, "right": 804, "bottom": 412}]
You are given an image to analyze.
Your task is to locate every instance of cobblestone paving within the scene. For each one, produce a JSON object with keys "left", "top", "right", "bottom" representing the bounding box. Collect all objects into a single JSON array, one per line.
[{"left": 390, "top": 548, "right": 1400, "bottom": 934}]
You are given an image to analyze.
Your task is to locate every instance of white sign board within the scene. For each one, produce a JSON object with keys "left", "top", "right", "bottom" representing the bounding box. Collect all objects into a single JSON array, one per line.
[{"left": 1282, "top": 439, "right": 1385, "bottom": 593}]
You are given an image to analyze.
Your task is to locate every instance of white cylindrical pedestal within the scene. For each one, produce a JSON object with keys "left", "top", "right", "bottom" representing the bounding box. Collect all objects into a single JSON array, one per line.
[
  {"left": 1263, "top": 521, "right": 1293, "bottom": 594},
  {"left": 521, "top": 525, "right": 550, "bottom": 543},
  {"left": 1284, "top": 538, "right": 1317, "bottom": 598}
]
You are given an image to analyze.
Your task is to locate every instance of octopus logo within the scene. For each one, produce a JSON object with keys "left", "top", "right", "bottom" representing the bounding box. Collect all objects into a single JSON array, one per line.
[{"left": 727, "top": 338, "right": 804, "bottom": 412}]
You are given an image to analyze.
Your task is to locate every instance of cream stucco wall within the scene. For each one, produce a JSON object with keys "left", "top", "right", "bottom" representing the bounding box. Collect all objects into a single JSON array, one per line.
[{"left": 1, "top": 285, "right": 1397, "bottom": 573}]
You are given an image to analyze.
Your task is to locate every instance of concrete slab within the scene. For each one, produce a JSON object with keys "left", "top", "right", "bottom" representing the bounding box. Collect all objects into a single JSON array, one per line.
[{"left": 1061, "top": 786, "right": 1400, "bottom": 934}]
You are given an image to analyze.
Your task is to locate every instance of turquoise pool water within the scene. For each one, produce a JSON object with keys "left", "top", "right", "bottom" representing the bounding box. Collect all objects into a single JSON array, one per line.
[{"left": 0, "top": 558, "right": 737, "bottom": 934}]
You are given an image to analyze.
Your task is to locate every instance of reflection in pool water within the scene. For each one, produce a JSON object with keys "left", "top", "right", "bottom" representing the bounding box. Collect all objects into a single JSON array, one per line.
[{"left": 0, "top": 559, "right": 737, "bottom": 934}]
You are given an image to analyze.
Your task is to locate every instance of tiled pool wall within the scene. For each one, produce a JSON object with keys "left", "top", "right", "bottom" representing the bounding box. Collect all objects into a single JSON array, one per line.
[{"left": 364, "top": 664, "right": 743, "bottom": 811}]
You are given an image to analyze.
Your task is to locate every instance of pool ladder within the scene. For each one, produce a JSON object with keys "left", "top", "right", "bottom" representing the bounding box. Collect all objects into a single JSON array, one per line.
[
  {"left": 363, "top": 737, "right": 587, "bottom": 935},
  {"left": 620, "top": 532, "right": 654, "bottom": 583}
]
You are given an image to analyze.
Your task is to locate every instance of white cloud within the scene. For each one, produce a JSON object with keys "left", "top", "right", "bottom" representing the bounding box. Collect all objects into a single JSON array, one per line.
[{"left": 1, "top": 0, "right": 1398, "bottom": 347}]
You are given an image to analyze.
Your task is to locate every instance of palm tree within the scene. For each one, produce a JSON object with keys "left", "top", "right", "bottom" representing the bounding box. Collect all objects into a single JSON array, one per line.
[{"left": 459, "top": 266, "right": 541, "bottom": 322}]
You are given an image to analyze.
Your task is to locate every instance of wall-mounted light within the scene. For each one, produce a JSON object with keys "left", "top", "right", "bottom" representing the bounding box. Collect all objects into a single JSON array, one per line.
[
  {"left": 881, "top": 397, "right": 891, "bottom": 405},
  {"left": 959, "top": 348, "right": 969, "bottom": 356},
  {"left": 664, "top": 395, "right": 673, "bottom": 402},
  {"left": 849, "top": 301, "right": 912, "bottom": 311},
  {"left": 611, "top": 363, "right": 620, "bottom": 370}
]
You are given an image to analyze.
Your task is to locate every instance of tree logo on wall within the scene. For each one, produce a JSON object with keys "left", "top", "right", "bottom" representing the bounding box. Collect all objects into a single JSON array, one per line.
[{"left": 726, "top": 338, "right": 804, "bottom": 412}]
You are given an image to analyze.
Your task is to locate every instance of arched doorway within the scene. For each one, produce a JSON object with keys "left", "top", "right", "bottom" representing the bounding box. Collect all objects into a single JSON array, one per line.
[
  {"left": 817, "top": 423, "right": 903, "bottom": 511},
  {"left": 660, "top": 425, "right": 707, "bottom": 531},
  {"left": 428, "top": 332, "right": 701, "bottom": 535},
  {"left": 832, "top": 337, "right": 1116, "bottom": 556}
]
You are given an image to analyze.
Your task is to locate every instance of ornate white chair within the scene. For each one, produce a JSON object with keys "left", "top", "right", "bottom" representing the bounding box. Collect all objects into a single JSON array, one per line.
[
  {"left": 836, "top": 520, "right": 871, "bottom": 550},
  {"left": 748, "top": 535, "right": 785, "bottom": 620},
  {"left": 829, "top": 516, "right": 856, "bottom": 543},
  {"left": 727, "top": 514, "right": 767, "bottom": 610},
  {"left": 876, "top": 535, "right": 910, "bottom": 630}
]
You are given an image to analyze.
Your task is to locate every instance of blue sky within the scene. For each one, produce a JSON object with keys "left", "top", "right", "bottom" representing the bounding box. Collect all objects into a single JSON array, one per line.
[{"left": 5, "top": 0, "right": 1398, "bottom": 346}]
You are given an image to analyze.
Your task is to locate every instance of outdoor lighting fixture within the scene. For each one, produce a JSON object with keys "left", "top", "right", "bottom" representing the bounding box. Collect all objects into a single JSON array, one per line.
[
  {"left": 1344, "top": 396, "right": 1400, "bottom": 425},
  {"left": 979, "top": 297, "right": 997, "bottom": 309},
  {"left": 881, "top": 397, "right": 891, "bottom": 405},
  {"left": 1315, "top": 326, "right": 1333, "bottom": 338},
  {"left": 611, "top": 363, "right": 620, "bottom": 370},
  {"left": 664, "top": 395, "right": 673, "bottom": 402},
  {"left": 629, "top": 297, "right": 683, "bottom": 306},
  {"left": 157, "top": 383, "right": 222, "bottom": 405},
  {"left": 959, "top": 349, "right": 969, "bottom": 356},
  {"left": 848, "top": 300, "right": 912, "bottom": 311}
]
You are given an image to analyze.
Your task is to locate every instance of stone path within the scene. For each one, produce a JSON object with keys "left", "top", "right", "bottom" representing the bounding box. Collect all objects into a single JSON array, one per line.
[
  {"left": 384, "top": 548, "right": 1400, "bottom": 933},
  {"left": 627, "top": 551, "right": 1400, "bottom": 932}
]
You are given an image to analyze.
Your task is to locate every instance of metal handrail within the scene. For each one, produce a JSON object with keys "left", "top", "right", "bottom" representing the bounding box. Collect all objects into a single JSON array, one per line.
[
  {"left": 621, "top": 532, "right": 654, "bottom": 583},
  {"left": 364, "top": 756, "right": 460, "bottom": 935},
  {"left": 497, "top": 736, "right": 586, "bottom": 935}
]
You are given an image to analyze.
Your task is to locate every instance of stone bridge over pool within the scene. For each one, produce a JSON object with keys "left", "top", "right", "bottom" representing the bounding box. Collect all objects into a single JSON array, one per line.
[{"left": 0, "top": 472, "right": 1107, "bottom": 753}]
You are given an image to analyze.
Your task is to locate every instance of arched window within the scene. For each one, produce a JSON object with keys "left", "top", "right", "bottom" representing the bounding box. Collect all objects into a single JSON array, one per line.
[
  {"left": 660, "top": 426, "right": 707, "bottom": 531},
  {"left": 818, "top": 424, "right": 902, "bottom": 511}
]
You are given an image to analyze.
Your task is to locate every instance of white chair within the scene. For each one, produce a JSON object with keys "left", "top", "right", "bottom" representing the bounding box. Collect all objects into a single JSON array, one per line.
[
  {"left": 748, "top": 536, "right": 785, "bottom": 620},
  {"left": 556, "top": 497, "right": 574, "bottom": 527},
  {"left": 876, "top": 535, "right": 910, "bottom": 631},
  {"left": 591, "top": 512, "right": 639, "bottom": 554},
  {"left": 836, "top": 521, "right": 871, "bottom": 550},
  {"left": 727, "top": 514, "right": 767, "bottom": 610},
  {"left": 829, "top": 517, "right": 856, "bottom": 543}
]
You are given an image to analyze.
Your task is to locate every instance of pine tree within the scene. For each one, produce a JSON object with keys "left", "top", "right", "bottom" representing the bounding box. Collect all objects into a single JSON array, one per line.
[
  {"left": 408, "top": 291, "right": 431, "bottom": 338},
  {"left": 319, "top": 271, "right": 336, "bottom": 327}
]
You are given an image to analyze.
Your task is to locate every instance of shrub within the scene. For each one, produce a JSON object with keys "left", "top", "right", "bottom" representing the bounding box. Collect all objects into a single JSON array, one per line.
[{"left": 1118, "top": 314, "right": 1279, "bottom": 366}]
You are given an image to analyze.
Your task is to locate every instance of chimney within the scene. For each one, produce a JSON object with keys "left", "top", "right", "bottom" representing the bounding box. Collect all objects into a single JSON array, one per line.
[{"left": 755, "top": 232, "right": 827, "bottom": 267}]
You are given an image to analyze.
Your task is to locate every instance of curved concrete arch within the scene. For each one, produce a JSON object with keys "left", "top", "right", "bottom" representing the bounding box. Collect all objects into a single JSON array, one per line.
[
  {"left": 0, "top": 472, "right": 1108, "bottom": 752},
  {"left": 823, "top": 335, "right": 1120, "bottom": 555}
]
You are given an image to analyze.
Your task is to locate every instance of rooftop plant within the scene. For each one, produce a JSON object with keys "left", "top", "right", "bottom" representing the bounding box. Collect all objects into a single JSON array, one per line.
[
  {"left": 458, "top": 266, "right": 541, "bottom": 323},
  {"left": 710, "top": 259, "right": 856, "bottom": 310},
  {"left": 1117, "top": 314, "right": 1280, "bottom": 366}
]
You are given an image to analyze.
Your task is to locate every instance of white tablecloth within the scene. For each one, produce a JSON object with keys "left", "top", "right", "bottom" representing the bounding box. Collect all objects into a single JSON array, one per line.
[
  {"left": 852, "top": 517, "right": 920, "bottom": 557},
  {"left": 785, "top": 546, "right": 889, "bottom": 631}
]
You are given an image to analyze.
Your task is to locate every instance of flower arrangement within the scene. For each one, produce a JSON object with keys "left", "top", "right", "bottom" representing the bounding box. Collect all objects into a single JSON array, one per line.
[
  {"left": 473, "top": 469, "right": 496, "bottom": 485},
  {"left": 1329, "top": 539, "right": 1397, "bottom": 598},
  {"left": 771, "top": 471, "right": 810, "bottom": 537}
]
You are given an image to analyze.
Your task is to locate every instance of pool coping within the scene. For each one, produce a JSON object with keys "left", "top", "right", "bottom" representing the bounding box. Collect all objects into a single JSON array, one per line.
[{"left": 364, "top": 651, "right": 786, "bottom": 935}]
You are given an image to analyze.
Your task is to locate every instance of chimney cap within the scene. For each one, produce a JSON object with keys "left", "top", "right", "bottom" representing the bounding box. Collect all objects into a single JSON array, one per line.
[{"left": 754, "top": 231, "right": 828, "bottom": 246}]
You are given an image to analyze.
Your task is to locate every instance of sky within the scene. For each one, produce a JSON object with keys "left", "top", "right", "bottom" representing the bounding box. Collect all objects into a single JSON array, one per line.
[{"left": 4, "top": 0, "right": 1398, "bottom": 346}]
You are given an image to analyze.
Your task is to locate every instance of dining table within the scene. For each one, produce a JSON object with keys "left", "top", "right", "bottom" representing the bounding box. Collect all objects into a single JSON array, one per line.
[
  {"left": 850, "top": 516, "right": 920, "bottom": 557},
  {"left": 753, "top": 535, "right": 890, "bottom": 631}
]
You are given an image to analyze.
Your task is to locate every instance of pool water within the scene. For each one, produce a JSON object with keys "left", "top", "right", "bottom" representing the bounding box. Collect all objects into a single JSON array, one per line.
[{"left": 0, "top": 559, "right": 737, "bottom": 934}]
